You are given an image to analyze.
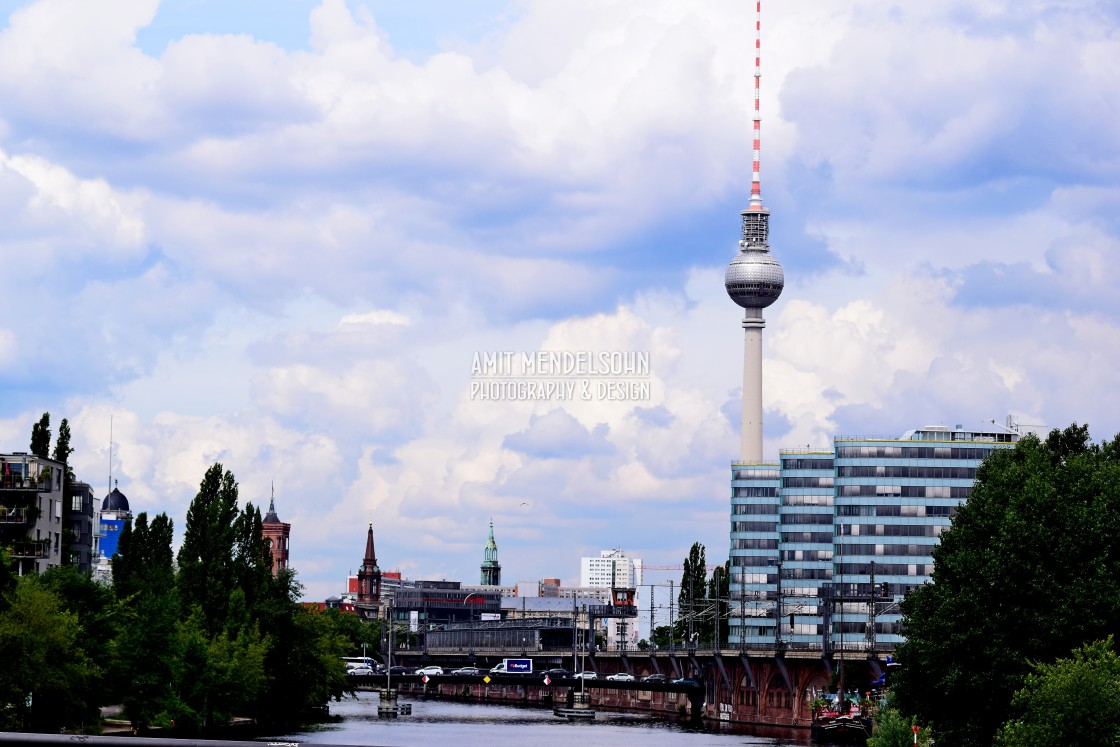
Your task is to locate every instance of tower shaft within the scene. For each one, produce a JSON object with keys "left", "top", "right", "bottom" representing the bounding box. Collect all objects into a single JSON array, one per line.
[{"left": 741, "top": 313, "right": 765, "bottom": 462}]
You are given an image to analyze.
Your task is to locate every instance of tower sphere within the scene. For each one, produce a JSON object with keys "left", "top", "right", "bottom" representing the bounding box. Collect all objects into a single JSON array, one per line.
[{"left": 724, "top": 244, "right": 784, "bottom": 309}]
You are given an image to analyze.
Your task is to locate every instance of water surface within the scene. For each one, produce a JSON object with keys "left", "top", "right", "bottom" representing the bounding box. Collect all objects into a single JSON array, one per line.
[{"left": 269, "top": 692, "right": 816, "bottom": 747}]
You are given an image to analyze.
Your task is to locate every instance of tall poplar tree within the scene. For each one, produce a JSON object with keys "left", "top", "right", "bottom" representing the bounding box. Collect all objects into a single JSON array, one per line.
[
  {"left": 678, "top": 542, "right": 707, "bottom": 643},
  {"left": 29, "top": 412, "right": 50, "bottom": 459},
  {"left": 52, "top": 418, "right": 74, "bottom": 482},
  {"left": 708, "top": 559, "right": 731, "bottom": 646},
  {"left": 177, "top": 464, "right": 240, "bottom": 634},
  {"left": 231, "top": 503, "right": 272, "bottom": 618}
]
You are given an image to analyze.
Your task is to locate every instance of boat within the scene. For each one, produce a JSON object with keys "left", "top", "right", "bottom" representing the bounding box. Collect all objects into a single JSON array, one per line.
[{"left": 811, "top": 693, "right": 871, "bottom": 743}]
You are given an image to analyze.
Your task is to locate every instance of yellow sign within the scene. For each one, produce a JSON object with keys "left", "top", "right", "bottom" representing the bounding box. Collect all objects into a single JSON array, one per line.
[{"left": 483, "top": 676, "right": 491, "bottom": 684}]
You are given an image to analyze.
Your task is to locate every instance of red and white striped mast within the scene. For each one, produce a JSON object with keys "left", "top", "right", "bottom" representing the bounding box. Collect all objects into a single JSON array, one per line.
[{"left": 749, "top": 0, "right": 764, "bottom": 211}]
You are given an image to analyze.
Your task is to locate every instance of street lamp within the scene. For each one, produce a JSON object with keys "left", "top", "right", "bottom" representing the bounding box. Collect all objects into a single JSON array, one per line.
[
  {"left": 462, "top": 592, "right": 482, "bottom": 658},
  {"left": 463, "top": 592, "right": 482, "bottom": 624}
]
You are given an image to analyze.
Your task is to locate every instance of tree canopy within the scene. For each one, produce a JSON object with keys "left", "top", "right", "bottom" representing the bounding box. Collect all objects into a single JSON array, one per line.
[
  {"left": 895, "top": 424, "right": 1120, "bottom": 747},
  {"left": 0, "top": 460, "right": 357, "bottom": 734},
  {"left": 995, "top": 638, "right": 1120, "bottom": 747},
  {"left": 177, "top": 464, "right": 241, "bottom": 635},
  {"left": 29, "top": 413, "right": 50, "bottom": 459},
  {"left": 52, "top": 419, "right": 74, "bottom": 483},
  {"left": 678, "top": 541, "right": 707, "bottom": 643}
]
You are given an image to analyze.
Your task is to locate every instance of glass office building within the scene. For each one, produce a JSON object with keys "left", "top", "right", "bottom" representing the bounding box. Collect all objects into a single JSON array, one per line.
[{"left": 729, "top": 424, "right": 1020, "bottom": 651}]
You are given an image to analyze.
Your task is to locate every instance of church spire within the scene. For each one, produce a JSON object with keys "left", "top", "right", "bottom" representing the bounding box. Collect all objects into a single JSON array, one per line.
[
  {"left": 356, "top": 522, "right": 382, "bottom": 615},
  {"left": 480, "top": 519, "right": 502, "bottom": 586}
]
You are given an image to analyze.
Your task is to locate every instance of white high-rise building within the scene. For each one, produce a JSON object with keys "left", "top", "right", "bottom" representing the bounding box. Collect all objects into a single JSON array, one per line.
[{"left": 580, "top": 549, "right": 643, "bottom": 648}]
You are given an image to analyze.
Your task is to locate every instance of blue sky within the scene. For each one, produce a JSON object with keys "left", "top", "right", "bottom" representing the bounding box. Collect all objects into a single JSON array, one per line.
[{"left": 1, "top": 0, "right": 1118, "bottom": 608}]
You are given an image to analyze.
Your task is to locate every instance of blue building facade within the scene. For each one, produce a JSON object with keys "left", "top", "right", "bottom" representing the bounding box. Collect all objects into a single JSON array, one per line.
[
  {"left": 729, "top": 424, "right": 1020, "bottom": 652},
  {"left": 729, "top": 463, "right": 780, "bottom": 647}
]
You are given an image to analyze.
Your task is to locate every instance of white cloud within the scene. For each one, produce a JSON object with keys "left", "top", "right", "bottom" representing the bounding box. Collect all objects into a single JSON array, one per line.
[
  {"left": 339, "top": 310, "right": 411, "bottom": 326},
  {"left": 0, "top": 148, "right": 147, "bottom": 257}
]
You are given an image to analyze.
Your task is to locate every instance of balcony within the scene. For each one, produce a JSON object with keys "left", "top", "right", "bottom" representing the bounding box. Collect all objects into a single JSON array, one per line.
[
  {"left": 0, "top": 506, "right": 33, "bottom": 525},
  {"left": 0, "top": 476, "right": 49, "bottom": 492},
  {"left": 9, "top": 540, "right": 51, "bottom": 559}
]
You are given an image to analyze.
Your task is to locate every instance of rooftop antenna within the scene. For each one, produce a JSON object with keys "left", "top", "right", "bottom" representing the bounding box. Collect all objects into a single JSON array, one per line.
[{"left": 107, "top": 415, "right": 113, "bottom": 496}]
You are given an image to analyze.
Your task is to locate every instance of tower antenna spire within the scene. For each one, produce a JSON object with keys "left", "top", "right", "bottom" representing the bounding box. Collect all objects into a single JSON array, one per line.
[{"left": 749, "top": 0, "right": 764, "bottom": 210}]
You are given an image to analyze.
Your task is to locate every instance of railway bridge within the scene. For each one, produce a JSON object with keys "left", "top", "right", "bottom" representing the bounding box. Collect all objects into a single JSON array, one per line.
[{"left": 385, "top": 645, "right": 889, "bottom": 727}]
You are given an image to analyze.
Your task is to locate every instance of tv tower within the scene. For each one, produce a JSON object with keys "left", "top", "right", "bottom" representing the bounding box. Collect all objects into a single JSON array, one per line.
[{"left": 724, "top": 0, "right": 784, "bottom": 463}]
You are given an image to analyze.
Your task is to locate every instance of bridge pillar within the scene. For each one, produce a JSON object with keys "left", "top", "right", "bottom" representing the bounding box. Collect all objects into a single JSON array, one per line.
[
  {"left": 377, "top": 687, "right": 399, "bottom": 718},
  {"left": 687, "top": 687, "right": 704, "bottom": 723}
]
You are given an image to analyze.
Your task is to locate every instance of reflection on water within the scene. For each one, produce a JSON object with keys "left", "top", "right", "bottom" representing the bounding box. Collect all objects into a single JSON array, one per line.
[{"left": 268, "top": 692, "right": 814, "bottom": 747}]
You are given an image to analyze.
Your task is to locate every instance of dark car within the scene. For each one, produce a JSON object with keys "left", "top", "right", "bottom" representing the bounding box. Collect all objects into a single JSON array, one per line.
[
  {"left": 672, "top": 677, "right": 700, "bottom": 686},
  {"left": 544, "top": 668, "right": 572, "bottom": 679},
  {"left": 642, "top": 673, "right": 668, "bottom": 683},
  {"left": 387, "top": 665, "right": 412, "bottom": 675}
]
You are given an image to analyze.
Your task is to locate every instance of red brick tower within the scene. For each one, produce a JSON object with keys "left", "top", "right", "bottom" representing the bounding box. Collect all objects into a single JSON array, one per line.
[{"left": 262, "top": 493, "right": 291, "bottom": 575}]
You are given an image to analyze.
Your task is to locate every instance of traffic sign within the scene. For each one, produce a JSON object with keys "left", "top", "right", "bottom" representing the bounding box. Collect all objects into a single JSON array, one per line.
[
  {"left": 483, "top": 676, "right": 491, "bottom": 684},
  {"left": 422, "top": 675, "right": 429, "bottom": 684},
  {"left": 543, "top": 676, "right": 551, "bottom": 685}
]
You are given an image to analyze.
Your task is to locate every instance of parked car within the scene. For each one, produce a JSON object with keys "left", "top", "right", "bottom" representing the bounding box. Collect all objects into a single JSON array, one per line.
[
  {"left": 544, "top": 668, "right": 572, "bottom": 679},
  {"left": 641, "top": 673, "right": 668, "bottom": 683},
  {"left": 451, "top": 666, "right": 482, "bottom": 676},
  {"left": 346, "top": 665, "right": 375, "bottom": 676},
  {"left": 387, "top": 665, "right": 412, "bottom": 676},
  {"left": 672, "top": 677, "right": 700, "bottom": 686},
  {"left": 416, "top": 665, "right": 444, "bottom": 676},
  {"left": 573, "top": 671, "right": 598, "bottom": 680},
  {"left": 606, "top": 673, "right": 635, "bottom": 681}
]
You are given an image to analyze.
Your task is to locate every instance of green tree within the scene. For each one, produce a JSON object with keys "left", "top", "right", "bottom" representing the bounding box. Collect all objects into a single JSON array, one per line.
[
  {"left": 52, "top": 418, "right": 75, "bottom": 483},
  {"left": 894, "top": 424, "right": 1120, "bottom": 747},
  {"left": 0, "top": 577, "right": 97, "bottom": 732},
  {"left": 869, "top": 707, "right": 933, "bottom": 747},
  {"left": 117, "top": 590, "right": 181, "bottom": 731},
  {"left": 37, "top": 566, "right": 118, "bottom": 717},
  {"left": 111, "top": 512, "right": 179, "bottom": 729},
  {"left": 708, "top": 559, "right": 730, "bottom": 646},
  {"left": 231, "top": 503, "right": 273, "bottom": 616},
  {"left": 650, "top": 624, "right": 676, "bottom": 649},
  {"left": 177, "top": 464, "right": 240, "bottom": 634},
  {"left": 995, "top": 638, "right": 1120, "bottom": 747},
  {"left": 320, "top": 607, "right": 382, "bottom": 660},
  {"left": 114, "top": 512, "right": 176, "bottom": 601},
  {"left": 29, "top": 412, "right": 50, "bottom": 459},
  {"left": 677, "top": 542, "right": 707, "bottom": 644},
  {"left": 0, "top": 547, "right": 15, "bottom": 610},
  {"left": 173, "top": 609, "right": 269, "bottom": 732},
  {"left": 250, "top": 569, "right": 350, "bottom": 726}
]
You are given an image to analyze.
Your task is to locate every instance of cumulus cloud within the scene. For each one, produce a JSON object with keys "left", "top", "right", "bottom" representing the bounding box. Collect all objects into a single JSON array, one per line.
[{"left": 503, "top": 409, "right": 614, "bottom": 459}]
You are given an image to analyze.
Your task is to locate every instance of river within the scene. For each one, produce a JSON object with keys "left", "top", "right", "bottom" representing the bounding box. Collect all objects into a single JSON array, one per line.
[{"left": 268, "top": 692, "right": 817, "bottom": 747}]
